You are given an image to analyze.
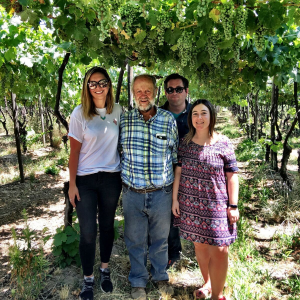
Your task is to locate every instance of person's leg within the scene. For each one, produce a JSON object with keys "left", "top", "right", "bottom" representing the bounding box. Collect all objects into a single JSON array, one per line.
[
  {"left": 148, "top": 185, "right": 172, "bottom": 282},
  {"left": 122, "top": 187, "right": 149, "bottom": 288},
  {"left": 167, "top": 213, "right": 182, "bottom": 263},
  {"left": 208, "top": 246, "right": 228, "bottom": 300},
  {"left": 76, "top": 174, "right": 98, "bottom": 277},
  {"left": 97, "top": 172, "right": 122, "bottom": 266},
  {"left": 193, "top": 242, "right": 211, "bottom": 299}
]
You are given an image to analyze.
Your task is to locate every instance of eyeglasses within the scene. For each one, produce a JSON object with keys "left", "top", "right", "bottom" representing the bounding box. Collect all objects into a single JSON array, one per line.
[
  {"left": 88, "top": 79, "right": 109, "bottom": 89},
  {"left": 166, "top": 86, "right": 185, "bottom": 94}
]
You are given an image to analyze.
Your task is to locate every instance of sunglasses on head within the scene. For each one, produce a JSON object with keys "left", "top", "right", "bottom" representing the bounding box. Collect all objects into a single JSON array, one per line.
[
  {"left": 88, "top": 79, "right": 109, "bottom": 89},
  {"left": 166, "top": 86, "right": 185, "bottom": 94}
]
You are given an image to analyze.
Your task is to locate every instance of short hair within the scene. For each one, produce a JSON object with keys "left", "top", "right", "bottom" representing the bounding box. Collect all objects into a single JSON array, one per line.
[
  {"left": 81, "top": 66, "right": 114, "bottom": 119},
  {"left": 131, "top": 74, "right": 157, "bottom": 93},
  {"left": 164, "top": 73, "right": 189, "bottom": 90},
  {"left": 184, "top": 99, "right": 216, "bottom": 144}
]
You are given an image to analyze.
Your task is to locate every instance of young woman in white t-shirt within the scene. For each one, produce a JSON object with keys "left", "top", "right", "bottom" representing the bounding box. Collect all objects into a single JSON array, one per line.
[{"left": 68, "top": 67, "right": 122, "bottom": 300}]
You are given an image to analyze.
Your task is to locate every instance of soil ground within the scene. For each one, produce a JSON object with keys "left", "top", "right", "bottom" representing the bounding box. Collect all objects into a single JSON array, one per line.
[{"left": 0, "top": 111, "right": 299, "bottom": 299}]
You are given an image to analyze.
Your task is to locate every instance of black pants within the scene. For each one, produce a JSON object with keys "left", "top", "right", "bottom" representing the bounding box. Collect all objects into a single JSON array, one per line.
[
  {"left": 168, "top": 213, "right": 182, "bottom": 261},
  {"left": 76, "top": 171, "right": 122, "bottom": 276}
]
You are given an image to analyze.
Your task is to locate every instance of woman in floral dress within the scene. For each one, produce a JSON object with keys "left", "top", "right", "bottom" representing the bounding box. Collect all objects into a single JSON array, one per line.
[{"left": 172, "top": 99, "right": 239, "bottom": 300}]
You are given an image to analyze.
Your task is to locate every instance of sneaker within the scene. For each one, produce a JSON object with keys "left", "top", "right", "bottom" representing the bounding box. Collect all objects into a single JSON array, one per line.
[
  {"left": 166, "top": 258, "right": 180, "bottom": 270},
  {"left": 131, "top": 287, "right": 146, "bottom": 299},
  {"left": 79, "top": 277, "right": 94, "bottom": 300},
  {"left": 99, "top": 268, "right": 113, "bottom": 293},
  {"left": 156, "top": 280, "right": 174, "bottom": 296}
]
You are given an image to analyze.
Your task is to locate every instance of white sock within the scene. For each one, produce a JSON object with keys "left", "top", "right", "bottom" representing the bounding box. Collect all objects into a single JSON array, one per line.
[{"left": 84, "top": 276, "right": 94, "bottom": 281}]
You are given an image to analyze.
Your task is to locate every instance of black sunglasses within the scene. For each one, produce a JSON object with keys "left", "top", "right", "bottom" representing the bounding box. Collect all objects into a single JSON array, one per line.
[
  {"left": 166, "top": 86, "right": 185, "bottom": 94},
  {"left": 88, "top": 79, "right": 109, "bottom": 89}
]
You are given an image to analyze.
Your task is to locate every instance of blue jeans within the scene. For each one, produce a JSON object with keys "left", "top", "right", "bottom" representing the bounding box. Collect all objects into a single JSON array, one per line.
[
  {"left": 76, "top": 171, "right": 122, "bottom": 276},
  {"left": 122, "top": 185, "right": 172, "bottom": 288}
]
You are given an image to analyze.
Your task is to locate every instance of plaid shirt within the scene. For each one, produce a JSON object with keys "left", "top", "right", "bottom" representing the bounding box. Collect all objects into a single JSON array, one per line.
[{"left": 120, "top": 107, "right": 179, "bottom": 189}]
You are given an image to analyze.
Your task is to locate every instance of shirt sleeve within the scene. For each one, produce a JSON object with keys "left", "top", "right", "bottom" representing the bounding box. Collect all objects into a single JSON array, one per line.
[
  {"left": 223, "top": 137, "right": 239, "bottom": 173},
  {"left": 68, "top": 107, "right": 84, "bottom": 143}
]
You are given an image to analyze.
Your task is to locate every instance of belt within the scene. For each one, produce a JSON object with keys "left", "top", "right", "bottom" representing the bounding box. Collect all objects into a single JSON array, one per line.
[{"left": 122, "top": 182, "right": 163, "bottom": 194}]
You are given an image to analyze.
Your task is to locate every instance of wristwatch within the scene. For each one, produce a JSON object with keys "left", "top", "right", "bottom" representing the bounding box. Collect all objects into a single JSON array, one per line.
[{"left": 229, "top": 204, "right": 238, "bottom": 209}]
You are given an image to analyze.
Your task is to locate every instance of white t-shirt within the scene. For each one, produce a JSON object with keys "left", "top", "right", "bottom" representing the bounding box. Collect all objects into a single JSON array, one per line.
[{"left": 68, "top": 103, "right": 122, "bottom": 176}]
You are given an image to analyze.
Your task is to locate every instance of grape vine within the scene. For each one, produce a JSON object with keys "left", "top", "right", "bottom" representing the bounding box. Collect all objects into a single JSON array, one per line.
[
  {"left": 236, "top": 5, "right": 248, "bottom": 36},
  {"left": 219, "top": 2, "right": 235, "bottom": 40},
  {"left": 254, "top": 25, "right": 266, "bottom": 51},
  {"left": 156, "top": 12, "right": 172, "bottom": 46},
  {"left": 207, "top": 31, "right": 220, "bottom": 67},
  {"left": 177, "top": 31, "right": 193, "bottom": 67},
  {"left": 176, "top": 0, "right": 185, "bottom": 22},
  {"left": 197, "top": 0, "right": 211, "bottom": 18},
  {"left": 119, "top": 3, "right": 142, "bottom": 37}
]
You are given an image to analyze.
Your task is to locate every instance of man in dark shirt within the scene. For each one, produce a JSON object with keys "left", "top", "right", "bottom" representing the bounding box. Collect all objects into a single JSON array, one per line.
[{"left": 161, "top": 73, "right": 192, "bottom": 268}]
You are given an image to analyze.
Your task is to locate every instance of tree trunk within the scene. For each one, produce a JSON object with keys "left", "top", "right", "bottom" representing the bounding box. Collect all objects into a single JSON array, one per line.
[
  {"left": 254, "top": 90, "right": 259, "bottom": 142},
  {"left": 127, "top": 64, "right": 133, "bottom": 110},
  {"left": 45, "top": 102, "right": 54, "bottom": 147},
  {"left": 0, "top": 107, "right": 9, "bottom": 135},
  {"left": 115, "top": 63, "right": 127, "bottom": 104},
  {"left": 270, "top": 79, "right": 279, "bottom": 171},
  {"left": 11, "top": 93, "right": 25, "bottom": 183},
  {"left": 279, "top": 110, "right": 299, "bottom": 187},
  {"left": 156, "top": 86, "right": 161, "bottom": 106},
  {"left": 54, "top": 52, "right": 70, "bottom": 132},
  {"left": 38, "top": 94, "right": 46, "bottom": 146}
]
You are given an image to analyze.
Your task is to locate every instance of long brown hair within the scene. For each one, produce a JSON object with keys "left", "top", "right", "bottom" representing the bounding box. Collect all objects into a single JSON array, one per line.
[
  {"left": 184, "top": 99, "right": 216, "bottom": 144},
  {"left": 81, "top": 66, "right": 114, "bottom": 119}
]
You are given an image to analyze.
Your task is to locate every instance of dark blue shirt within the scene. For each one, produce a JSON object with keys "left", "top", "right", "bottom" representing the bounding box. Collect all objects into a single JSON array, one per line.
[{"left": 160, "top": 100, "right": 192, "bottom": 140}]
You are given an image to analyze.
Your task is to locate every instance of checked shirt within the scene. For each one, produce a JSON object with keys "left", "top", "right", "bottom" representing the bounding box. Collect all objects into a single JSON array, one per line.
[{"left": 120, "top": 107, "right": 179, "bottom": 189}]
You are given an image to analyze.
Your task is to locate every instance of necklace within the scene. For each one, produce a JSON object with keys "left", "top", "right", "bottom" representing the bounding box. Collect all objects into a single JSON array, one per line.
[{"left": 100, "top": 115, "right": 106, "bottom": 120}]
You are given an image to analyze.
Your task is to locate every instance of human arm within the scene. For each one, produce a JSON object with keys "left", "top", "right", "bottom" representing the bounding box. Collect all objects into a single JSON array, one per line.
[
  {"left": 172, "top": 165, "right": 182, "bottom": 217},
  {"left": 68, "top": 137, "right": 82, "bottom": 208},
  {"left": 226, "top": 172, "right": 239, "bottom": 225}
]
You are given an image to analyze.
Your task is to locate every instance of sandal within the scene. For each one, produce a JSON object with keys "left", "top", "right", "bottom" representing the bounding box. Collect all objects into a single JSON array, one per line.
[{"left": 193, "top": 286, "right": 211, "bottom": 299}]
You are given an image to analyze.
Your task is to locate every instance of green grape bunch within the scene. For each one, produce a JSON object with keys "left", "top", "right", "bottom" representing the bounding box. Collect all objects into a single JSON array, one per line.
[
  {"left": 254, "top": 25, "right": 266, "bottom": 51},
  {"left": 177, "top": 31, "right": 193, "bottom": 67},
  {"left": 74, "top": 40, "right": 85, "bottom": 57},
  {"left": 220, "top": 2, "right": 235, "bottom": 40},
  {"left": 233, "top": 40, "right": 240, "bottom": 63},
  {"left": 157, "top": 11, "right": 172, "bottom": 46},
  {"left": 119, "top": 3, "right": 142, "bottom": 37},
  {"left": 236, "top": 5, "right": 248, "bottom": 37},
  {"left": 197, "top": 0, "right": 211, "bottom": 18},
  {"left": 176, "top": 0, "right": 186, "bottom": 22},
  {"left": 207, "top": 31, "right": 220, "bottom": 66}
]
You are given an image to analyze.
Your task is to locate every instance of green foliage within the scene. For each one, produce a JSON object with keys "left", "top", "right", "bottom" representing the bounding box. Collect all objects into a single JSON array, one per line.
[
  {"left": 235, "top": 138, "right": 264, "bottom": 162},
  {"left": 44, "top": 165, "right": 60, "bottom": 175},
  {"left": 57, "top": 156, "right": 68, "bottom": 167},
  {"left": 219, "top": 123, "right": 241, "bottom": 139},
  {"left": 9, "top": 209, "right": 50, "bottom": 300},
  {"left": 52, "top": 221, "right": 81, "bottom": 268}
]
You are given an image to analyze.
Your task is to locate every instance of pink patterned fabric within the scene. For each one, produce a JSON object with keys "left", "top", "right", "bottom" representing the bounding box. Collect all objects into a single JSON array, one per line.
[{"left": 175, "top": 135, "right": 238, "bottom": 246}]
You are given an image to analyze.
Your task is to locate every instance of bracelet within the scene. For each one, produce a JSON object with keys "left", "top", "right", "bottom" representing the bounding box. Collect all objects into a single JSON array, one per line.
[{"left": 229, "top": 204, "right": 238, "bottom": 209}]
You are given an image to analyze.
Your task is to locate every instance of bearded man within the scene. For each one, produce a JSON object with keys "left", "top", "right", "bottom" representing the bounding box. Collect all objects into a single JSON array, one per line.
[{"left": 119, "top": 74, "right": 178, "bottom": 300}]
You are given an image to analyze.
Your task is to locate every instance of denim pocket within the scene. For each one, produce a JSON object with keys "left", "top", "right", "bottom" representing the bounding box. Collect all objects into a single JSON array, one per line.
[
  {"left": 122, "top": 185, "right": 130, "bottom": 195},
  {"left": 162, "top": 184, "right": 173, "bottom": 194}
]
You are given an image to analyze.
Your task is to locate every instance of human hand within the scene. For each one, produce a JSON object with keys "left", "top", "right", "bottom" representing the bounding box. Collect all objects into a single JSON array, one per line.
[
  {"left": 227, "top": 207, "right": 239, "bottom": 225},
  {"left": 68, "top": 184, "right": 80, "bottom": 208},
  {"left": 172, "top": 200, "right": 180, "bottom": 217}
]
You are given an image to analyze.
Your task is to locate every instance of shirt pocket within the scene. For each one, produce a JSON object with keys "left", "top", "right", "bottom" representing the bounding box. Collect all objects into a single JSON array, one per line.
[{"left": 149, "top": 135, "right": 168, "bottom": 155}]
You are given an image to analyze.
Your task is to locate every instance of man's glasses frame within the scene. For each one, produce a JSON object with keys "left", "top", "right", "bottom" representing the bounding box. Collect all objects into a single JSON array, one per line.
[
  {"left": 166, "top": 86, "right": 186, "bottom": 94},
  {"left": 88, "top": 79, "right": 109, "bottom": 89}
]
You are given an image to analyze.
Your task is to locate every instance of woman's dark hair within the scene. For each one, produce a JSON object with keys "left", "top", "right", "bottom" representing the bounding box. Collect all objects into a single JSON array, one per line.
[
  {"left": 81, "top": 66, "right": 114, "bottom": 119},
  {"left": 184, "top": 99, "right": 216, "bottom": 144}
]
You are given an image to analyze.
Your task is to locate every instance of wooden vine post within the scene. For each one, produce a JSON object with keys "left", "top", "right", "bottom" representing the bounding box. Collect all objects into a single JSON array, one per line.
[{"left": 11, "top": 92, "right": 25, "bottom": 183}]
